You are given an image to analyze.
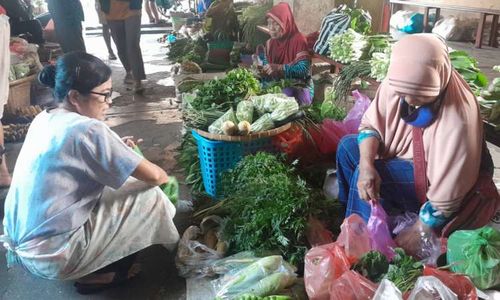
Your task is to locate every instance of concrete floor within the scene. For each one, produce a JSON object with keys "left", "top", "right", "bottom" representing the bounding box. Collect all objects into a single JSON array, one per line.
[{"left": 0, "top": 29, "right": 193, "bottom": 299}]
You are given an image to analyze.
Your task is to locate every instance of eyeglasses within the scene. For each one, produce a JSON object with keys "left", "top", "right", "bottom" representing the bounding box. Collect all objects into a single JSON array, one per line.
[{"left": 89, "top": 89, "right": 113, "bottom": 104}]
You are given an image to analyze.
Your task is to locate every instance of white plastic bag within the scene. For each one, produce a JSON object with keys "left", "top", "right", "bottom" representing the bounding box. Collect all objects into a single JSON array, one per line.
[
  {"left": 408, "top": 276, "right": 458, "bottom": 300},
  {"left": 373, "top": 279, "right": 403, "bottom": 300},
  {"left": 432, "top": 16, "right": 477, "bottom": 42}
]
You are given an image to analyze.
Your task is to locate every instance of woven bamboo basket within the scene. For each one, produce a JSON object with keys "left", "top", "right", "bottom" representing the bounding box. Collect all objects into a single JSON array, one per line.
[
  {"left": 7, "top": 74, "right": 37, "bottom": 111},
  {"left": 193, "top": 122, "right": 291, "bottom": 142}
]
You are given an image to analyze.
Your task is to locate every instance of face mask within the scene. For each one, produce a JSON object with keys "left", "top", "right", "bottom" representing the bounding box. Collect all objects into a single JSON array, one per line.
[{"left": 399, "top": 97, "right": 437, "bottom": 128}]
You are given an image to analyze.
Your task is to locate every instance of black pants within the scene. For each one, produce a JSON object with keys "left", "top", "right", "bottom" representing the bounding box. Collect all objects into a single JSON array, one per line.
[{"left": 10, "top": 19, "right": 44, "bottom": 44}]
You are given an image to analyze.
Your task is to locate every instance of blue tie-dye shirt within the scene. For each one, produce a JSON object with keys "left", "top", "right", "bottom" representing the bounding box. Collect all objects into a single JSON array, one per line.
[{"left": 3, "top": 109, "right": 142, "bottom": 246}]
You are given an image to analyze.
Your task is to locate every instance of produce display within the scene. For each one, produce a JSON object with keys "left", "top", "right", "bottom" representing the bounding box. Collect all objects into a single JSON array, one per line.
[
  {"left": 478, "top": 66, "right": 500, "bottom": 126},
  {"left": 449, "top": 50, "right": 489, "bottom": 95},
  {"left": 239, "top": 1, "right": 273, "bottom": 49},
  {"left": 168, "top": 37, "right": 208, "bottom": 65},
  {"left": 219, "top": 153, "right": 310, "bottom": 265}
]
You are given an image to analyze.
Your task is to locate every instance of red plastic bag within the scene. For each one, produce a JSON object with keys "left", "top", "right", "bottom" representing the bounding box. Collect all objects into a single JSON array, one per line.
[
  {"left": 367, "top": 200, "right": 397, "bottom": 260},
  {"left": 312, "top": 90, "right": 372, "bottom": 155},
  {"left": 304, "top": 243, "right": 351, "bottom": 300},
  {"left": 272, "top": 124, "right": 305, "bottom": 157},
  {"left": 329, "top": 271, "right": 378, "bottom": 300},
  {"left": 423, "top": 267, "right": 478, "bottom": 300},
  {"left": 306, "top": 216, "right": 335, "bottom": 247},
  {"left": 336, "top": 214, "right": 372, "bottom": 264}
]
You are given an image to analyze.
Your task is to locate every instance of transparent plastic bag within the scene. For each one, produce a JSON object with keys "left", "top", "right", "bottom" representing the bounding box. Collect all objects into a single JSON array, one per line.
[
  {"left": 236, "top": 100, "right": 254, "bottom": 123},
  {"left": 208, "top": 108, "right": 238, "bottom": 134},
  {"left": 304, "top": 243, "right": 350, "bottom": 300},
  {"left": 251, "top": 113, "right": 275, "bottom": 132},
  {"left": 329, "top": 271, "right": 378, "bottom": 300},
  {"left": 367, "top": 200, "right": 396, "bottom": 260},
  {"left": 423, "top": 266, "right": 478, "bottom": 300},
  {"left": 270, "top": 99, "right": 299, "bottom": 122},
  {"left": 203, "top": 251, "right": 259, "bottom": 277},
  {"left": 175, "top": 226, "right": 223, "bottom": 278},
  {"left": 336, "top": 214, "right": 372, "bottom": 264},
  {"left": 391, "top": 212, "right": 419, "bottom": 236},
  {"left": 250, "top": 94, "right": 288, "bottom": 115},
  {"left": 213, "top": 255, "right": 297, "bottom": 300},
  {"left": 373, "top": 279, "right": 403, "bottom": 300},
  {"left": 407, "top": 276, "right": 458, "bottom": 300}
]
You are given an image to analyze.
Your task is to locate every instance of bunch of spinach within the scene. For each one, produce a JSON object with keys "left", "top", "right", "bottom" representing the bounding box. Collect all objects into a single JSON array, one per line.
[
  {"left": 352, "top": 251, "right": 389, "bottom": 283},
  {"left": 385, "top": 248, "right": 423, "bottom": 292},
  {"left": 168, "top": 38, "right": 207, "bottom": 65},
  {"left": 220, "top": 153, "right": 310, "bottom": 266},
  {"left": 191, "top": 68, "right": 260, "bottom": 111}
]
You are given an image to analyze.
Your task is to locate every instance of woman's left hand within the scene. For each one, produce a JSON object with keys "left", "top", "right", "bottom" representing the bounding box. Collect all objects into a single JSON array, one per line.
[
  {"left": 394, "top": 219, "right": 434, "bottom": 259},
  {"left": 263, "top": 64, "right": 282, "bottom": 76},
  {"left": 122, "top": 136, "right": 143, "bottom": 148}
]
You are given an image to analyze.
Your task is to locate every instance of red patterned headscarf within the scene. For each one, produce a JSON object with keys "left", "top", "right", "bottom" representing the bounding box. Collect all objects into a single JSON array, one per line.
[{"left": 265, "top": 2, "right": 309, "bottom": 65}]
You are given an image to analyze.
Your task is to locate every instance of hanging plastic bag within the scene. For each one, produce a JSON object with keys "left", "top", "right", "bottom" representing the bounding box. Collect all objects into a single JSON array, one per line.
[
  {"left": 423, "top": 266, "right": 477, "bottom": 300},
  {"left": 304, "top": 243, "right": 351, "bottom": 300},
  {"left": 373, "top": 279, "right": 403, "bottom": 300},
  {"left": 305, "top": 216, "right": 335, "bottom": 247},
  {"left": 407, "top": 276, "right": 458, "bottom": 300},
  {"left": 447, "top": 226, "right": 500, "bottom": 290},
  {"left": 367, "top": 200, "right": 396, "bottom": 260},
  {"left": 329, "top": 270, "right": 378, "bottom": 300},
  {"left": 336, "top": 214, "right": 371, "bottom": 264},
  {"left": 343, "top": 90, "right": 371, "bottom": 133},
  {"left": 212, "top": 255, "right": 297, "bottom": 299}
]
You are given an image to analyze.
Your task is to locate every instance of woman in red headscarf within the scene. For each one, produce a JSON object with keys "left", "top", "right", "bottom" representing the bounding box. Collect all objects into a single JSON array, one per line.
[{"left": 258, "top": 2, "right": 313, "bottom": 105}]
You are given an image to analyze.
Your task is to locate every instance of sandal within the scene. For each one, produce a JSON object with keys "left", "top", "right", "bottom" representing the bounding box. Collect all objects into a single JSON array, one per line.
[{"left": 74, "top": 254, "right": 139, "bottom": 295}]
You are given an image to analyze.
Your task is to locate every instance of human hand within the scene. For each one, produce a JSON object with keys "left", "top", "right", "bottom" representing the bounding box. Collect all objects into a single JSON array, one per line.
[
  {"left": 394, "top": 219, "right": 436, "bottom": 260},
  {"left": 357, "top": 164, "right": 381, "bottom": 200},
  {"left": 122, "top": 136, "right": 144, "bottom": 148},
  {"left": 263, "top": 64, "right": 283, "bottom": 76}
]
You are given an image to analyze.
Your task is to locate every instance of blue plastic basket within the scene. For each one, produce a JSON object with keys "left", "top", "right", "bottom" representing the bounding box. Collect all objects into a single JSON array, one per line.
[{"left": 192, "top": 130, "right": 275, "bottom": 198}]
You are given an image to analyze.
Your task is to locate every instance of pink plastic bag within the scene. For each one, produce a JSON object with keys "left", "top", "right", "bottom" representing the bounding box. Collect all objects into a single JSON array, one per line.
[
  {"left": 367, "top": 200, "right": 397, "bottom": 260},
  {"left": 306, "top": 216, "right": 335, "bottom": 247},
  {"left": 314, "top": 90, "right": 372, "bottom": 154},
  {"left": 343, "top": 90, "right": 372, "bottom": 133},
  {"left": 304, "top": 243, "right": 351, "bottom": 300},
  {"left": 336, "top": 214, "right": 372, "bottom": 264},
  {"left": 329, "top": 271, "right": 378, "bottom": 300}
]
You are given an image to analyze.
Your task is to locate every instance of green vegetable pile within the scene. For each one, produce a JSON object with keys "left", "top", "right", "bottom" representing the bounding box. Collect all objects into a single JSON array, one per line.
[
  {"left": 329, "top": 29, "right": 369, "bottom": 64},
  {"left": 177, "top": 132, "right": 204, "bottom": 193},
  {"left": 306, "top": 87, "right": 347, "bottom": 123},
  {"left": 369, "top": 48, "right": 391, "bottom": 82},
  {"left": 239, "top": 1, "right": 273, "bottom": 49},
  {"left": 352, "top": 251, "right": 389, "bottom": 283},
  {"left": 450, "top": 50, "right": 489, "bottom": 96},
  {"left": 220, "top": 153, "right": 310, "bottom": 265},
  {"left": 332, "top": 60, "right": 372, "bottom": 101},
  {"left": 385, "top": 248, "right": 423, "bottom": 292},
  {"left": 478, "top": 66, "right": 500, "bottom": 126},
  {"left": 168, "top": 38, "right": 208, "bottom": 64}
]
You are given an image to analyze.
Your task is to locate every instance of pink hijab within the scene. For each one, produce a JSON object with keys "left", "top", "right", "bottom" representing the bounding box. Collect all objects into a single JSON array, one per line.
[{"left": 360, "top": 34, "right": 483, "bottom": 215}]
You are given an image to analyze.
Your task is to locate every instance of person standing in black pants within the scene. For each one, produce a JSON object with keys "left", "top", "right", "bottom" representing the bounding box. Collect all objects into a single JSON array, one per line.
[{"left": 46, "top": 0, "right": 86, "bottom": 53}]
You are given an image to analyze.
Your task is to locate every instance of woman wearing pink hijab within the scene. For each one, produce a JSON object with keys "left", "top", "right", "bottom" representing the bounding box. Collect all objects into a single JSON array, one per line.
[{"left": 336, "top": 34, "right": 499, "bottom": 254}]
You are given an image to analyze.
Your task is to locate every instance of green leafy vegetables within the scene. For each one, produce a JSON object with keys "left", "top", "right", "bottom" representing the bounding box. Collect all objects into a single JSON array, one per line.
[{"left": 220, "top": 153, "right": 310, "bottom": 265}]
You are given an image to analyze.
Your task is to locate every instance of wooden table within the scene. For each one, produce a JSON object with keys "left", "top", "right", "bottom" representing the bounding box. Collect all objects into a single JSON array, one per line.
[{"left": 380, "top": 0, "right": 499, "bottom": 48}]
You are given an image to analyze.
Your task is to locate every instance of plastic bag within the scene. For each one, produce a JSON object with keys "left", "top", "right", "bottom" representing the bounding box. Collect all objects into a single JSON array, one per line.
[
  {"left": 423, "top": 266, "right": 477, "bottom": 300},
  {"left": 389, "top": 10, "right": 424, "bottom": 34},
  {"left": 203, "top": 251, "right": 259, "bottom": 277},
  {"left": 270, "top": 99, "right": 299, "bottom": 122},
  {"left": 306, "top": 216, "right": 334, "bottom": 247},
  {"left": 447, "top": 226, "right": 500, "bottom": 290},
  {"left": 236, "top": 100, "right": 254, "bottom": 123},
  {"left": 283, "top": 86, "right": 312, "bottom": 106},
  {"left": 213, "top": 255, "right": 297, "bottom": 300},
  {"left": 336, "top": 214, "right": 372, "bottom": 264},
  {"left": 304, "top": 243, "right": 350, "bottom": 300},
  {"left": 343, "top": 90, "right": 371, "bottom": 133},
  {"left": 161, "top": 176, "right": 179, "bottom": 206},
  {"left": 209, "top": 108, "right": 238, "bottom": 134},
  {"left": 323, "top": 168, "right": 339, "bottom": 201},
  {"left": 175, "top": 226, "right": 223, "bottom": 278},
  {"left": 367, "top": 200, "right": 396, "bottom": 260},
  {"left": 432, "top": 17, "right": 476, "bottom": 42},
  {"left": 407, "top": 276, "right": 458, "bottom": 300},
  {"left": 312, "top": 90, "right": 371, "bottom": 154},
  {"left": 251, "top": 113, "right": 275, "bottom": 132},
  {"left": 250, "top": 94, "right": 289, "bottom": 115},
  {"left": 373, "top": 279, "right": 403, "bottom": 300},
  {"left": 329, "top": 271, "right": 378, "bottom": 300},
  {"left": 391, "top": 212, "right": 419, "bottom": 236}
]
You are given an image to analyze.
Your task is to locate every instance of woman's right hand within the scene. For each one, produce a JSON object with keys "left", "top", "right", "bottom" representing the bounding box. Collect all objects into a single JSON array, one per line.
[{"left": 357, "top": 164, "right": 381, "bottom": 201}]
